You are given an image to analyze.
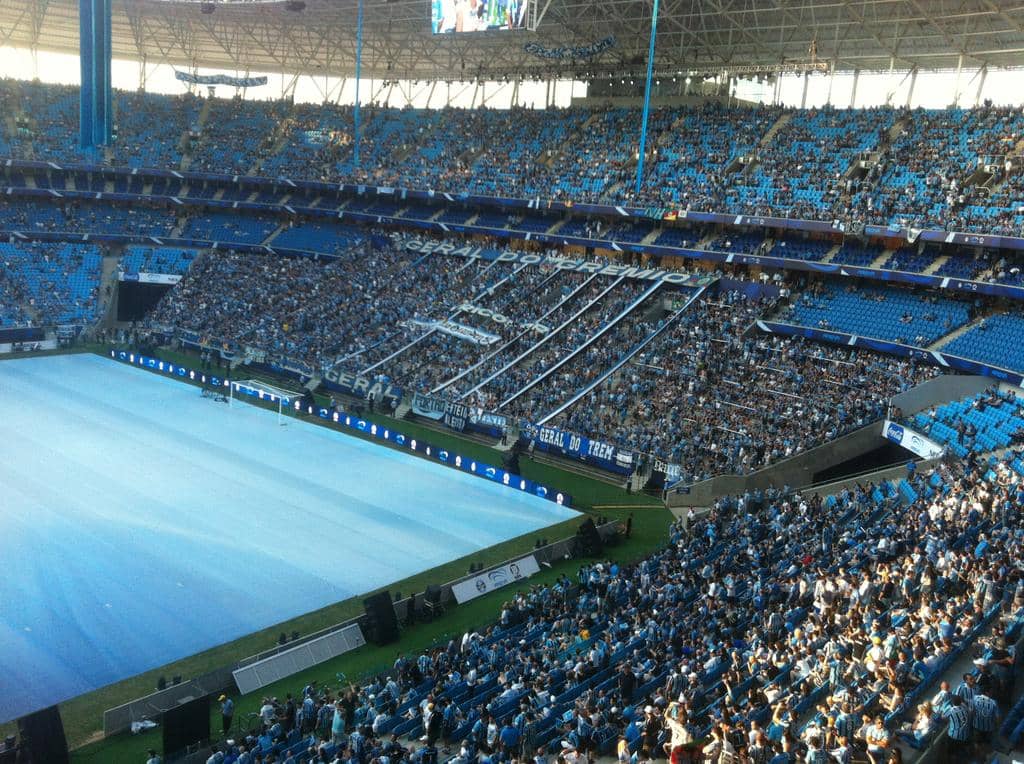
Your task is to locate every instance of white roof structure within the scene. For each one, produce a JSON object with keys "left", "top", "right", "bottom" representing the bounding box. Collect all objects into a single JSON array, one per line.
[{"left": 2, "top": 0, "right": 1024, "bottom": 82}]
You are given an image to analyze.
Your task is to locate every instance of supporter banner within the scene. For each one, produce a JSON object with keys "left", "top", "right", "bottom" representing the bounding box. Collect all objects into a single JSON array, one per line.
[
  {"left": 470, "top": 407, "right": 507, "bottom": 432},
  {"left": 522, "top": 423, "right": 634, "bottom": 475},
  {"left": 174, "top": 71, "right": 268, "bottom": 87},
  {"left": 524, "top": 36, "right": 616, "bottom": 60},
  {"left": 882, "top": 420, "right": 945, "bottom": 459},
  {"left": 411, "top": 392, "right": 446, "bottom": 420},
  {"left": 650, "top": 457, "right": 682, "bottom": 489},
  {"left": 403, "top": 238, "right": 707, "bottom": 286},
  {"left": 451, "top": 554, "right": 541, "bottom": 604},
  {"left": 321, "top": 367, "right": 403, "bottom": 406},
  {"left": 409, "top": 318, "right": 501, "bottom": 346},
  {"left": 457, "top": 302, "right": 550, "bottom": 335},
  {"left": 755, "top": 320, "right": 1024, "bottom": 388},
  {"left": 119, "top": 272, "right": 182, "bottom": 285},
  {"left": 444, "top": 401, "right": 470, "bottom": 432},
  {"left": 0, "top": 339, "right": 57, "bottom": 354}
]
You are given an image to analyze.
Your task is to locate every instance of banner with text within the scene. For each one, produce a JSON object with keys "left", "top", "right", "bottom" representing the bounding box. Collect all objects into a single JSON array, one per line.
[
  {"left": 882, "top": 420, "right": 945, "bottom": 459},
  {"left": 411, "top": 392, "right": 446, "bottom": 420},
  {"left": 522, "top": 423, "right": 639, "bottom": 475},
  {"left": 451, "top": 554, "right": 542, "bottom": 604},
  {"left": 403, "top": 238, "right": 711, "bottom": 287},
  {"left": 322, "top": 367, "right": 403, "bottom": 406}
]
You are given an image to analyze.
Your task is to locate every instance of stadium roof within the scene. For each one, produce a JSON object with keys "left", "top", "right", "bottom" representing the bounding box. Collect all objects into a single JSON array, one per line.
[{"left": 3, "top": 0, "right": 1024, "bottom": 83}]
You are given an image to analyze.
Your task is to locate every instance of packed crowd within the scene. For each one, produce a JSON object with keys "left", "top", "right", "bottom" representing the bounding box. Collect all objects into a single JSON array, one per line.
[
  {"left": 553, "top": 289, "right": 938, "bottom": 481},
  {"left": 146, "top": 240, "right": 530, "bottom": 375},
  {"left": 363, "top": 262, "right": 576, "bottom": 393},
  {"left": 144, "top": 237, "right": 949, "bottom": 483},
  {"left": 4, "top": 80, "right": 1024, "bottom": 235},
  {"left": 200, "top": 447, "right": 1023, "bottom": 764}
]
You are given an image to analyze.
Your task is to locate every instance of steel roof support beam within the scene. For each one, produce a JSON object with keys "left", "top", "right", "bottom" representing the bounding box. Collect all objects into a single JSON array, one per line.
[
  {"left": 634, "top": 0, "right": 659, "bottom": 198},
  {"left": 80, "top": 0, "right": 112, "bottom": 150}
]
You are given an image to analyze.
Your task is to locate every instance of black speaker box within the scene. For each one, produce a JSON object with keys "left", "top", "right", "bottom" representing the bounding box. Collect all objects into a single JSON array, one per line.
[
  {"left": 579, "top": 518, "right": 604, "bottom": 555},
  {"left": 363, "top": 590, "right": 399, "bottom": 645},
  {"left": 162, "top": 694, "right": 210, "bottom": 758},
  {"left": 16, "top": 706, "right": 68, "bottom": 764},
  {"left": 424, "top": 584, "right": 442, "bottom": 605}
]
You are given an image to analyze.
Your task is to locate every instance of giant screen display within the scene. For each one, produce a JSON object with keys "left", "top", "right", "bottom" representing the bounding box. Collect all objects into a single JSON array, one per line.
[{"left": 432, "top": 0, "right": 528, "bottom": 33}]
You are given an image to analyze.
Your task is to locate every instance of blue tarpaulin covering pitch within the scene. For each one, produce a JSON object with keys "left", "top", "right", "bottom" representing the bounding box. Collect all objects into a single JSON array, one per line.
[{"left": 0, "top": 354, "right": 577, "bottom": 721}]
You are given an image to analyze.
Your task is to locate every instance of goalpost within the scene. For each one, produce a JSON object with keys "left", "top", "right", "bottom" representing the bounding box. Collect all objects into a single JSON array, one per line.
[{"left": 229, "top": 379, "right": 303, "bottom": 426}]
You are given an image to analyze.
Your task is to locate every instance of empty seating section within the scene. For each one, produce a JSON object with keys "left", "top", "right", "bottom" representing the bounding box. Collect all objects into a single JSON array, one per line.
[
  {"left": 942, "top": 313, "right": 1024, "bottom": 372},
  {"left": 0, "top": 200, "right": 174, "bottom": 236},
  {"left": 606, "top": 221, "right": 654, "bottom": 243},
  {"left": 785, "top": 285, "right": 971, "bottom": 345},
  {"left": 709, "top": 233, "right": 765, "bottom": 254},
  {"left": 933, "top": 252, "right": 987, "bottom": 280},
  {"left": 120, "top": 247, "right": 198, "bottom": 276},
  {"left": 768, "top": 237, "right": 833, "bottom": 262},
  {"left": 272, "top": 222, "right": 366, "bottom": 255},
  {"left": 883, "top": 246, "right": 939, "bottom": 274},
  {"left": 182, "top": 211, "right": 278, "bottom": 244},
  {"left": 510, "top": 214, "right": 557, "bottom": 233},
  {"left": 0, "top": 241, "right": 102, "bottom": 325},
  {"left": 653, "top": 225, "right": 701, "bottom": 248},
  {"left": 912, "top": 388, "right": 1024, "bottom": 456},
  {"left": 832, "top": 241, "right": 884, "bottom": 266}
]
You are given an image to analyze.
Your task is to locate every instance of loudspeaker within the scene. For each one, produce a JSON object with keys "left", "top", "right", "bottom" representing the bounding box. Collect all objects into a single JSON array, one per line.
[
  {"left": 16, "top": 706, "right": 68, "bottom": 764},
  {"left": 162, "top": 694, "right": 210, "bottom": 759},
  {"left": 579, "top": 518, "right": 604, "bottom": 556},
  {"left": 363, "top": 590, "right": 399, "bottom": 645}
]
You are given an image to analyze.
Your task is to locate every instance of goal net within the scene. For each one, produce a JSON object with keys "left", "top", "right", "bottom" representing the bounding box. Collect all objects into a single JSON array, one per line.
[{"left": 230, "top": 378, "right": 304, "bottom": 425}]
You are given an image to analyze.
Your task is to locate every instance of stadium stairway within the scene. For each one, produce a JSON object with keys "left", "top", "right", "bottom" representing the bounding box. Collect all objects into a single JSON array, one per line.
[
  {"left": 640, "top": 228, "right": 661, "bottom": 246},
  {"left": 922, "top": 254, "right": 949, "bottom": 275},
  {"left": 93, "top": 248, "right": 123, "bottom": 331},
  {"left": 252, "top": 118, "right": 297, "bottom": 176},
  {"left": 451, "top": 272, "right": 609, "bottom": 395},
  {"left": 927, "top": 312, "right": 994, "bottom": 351},
  {"left": 262, "top": 223, "right": 288, "bottom": 246},
  {"left": 180, "top": 98, "right": 215, "bottom": 172},
  {"left": 535, "top": 284, "right": 709, "bottom": 425},
  {"left": 868, "top": 247, "right": 894, "bottom": 270},
  {"left": 169, "top": 213, "right": 189, "bottom": 238},
  {"left": 758, "top": 111, "right": 794, "bottom": 148},
  {"left": 2, "top": 97, "right": 20, "bottom": 147},
  {"left": 740, "top": 112, "right": 794, "bottom": 178},
  {"left": 542, "top": 111, "right": 604, "bottom": 169},
  {"left": 818, "top": 243, "right": 843, "bottom": 263}
]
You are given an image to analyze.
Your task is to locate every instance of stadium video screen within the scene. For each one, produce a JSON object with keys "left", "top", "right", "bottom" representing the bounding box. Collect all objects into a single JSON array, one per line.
[{"left": 432, "top": 0, "right": 528, "bottom": 33}]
